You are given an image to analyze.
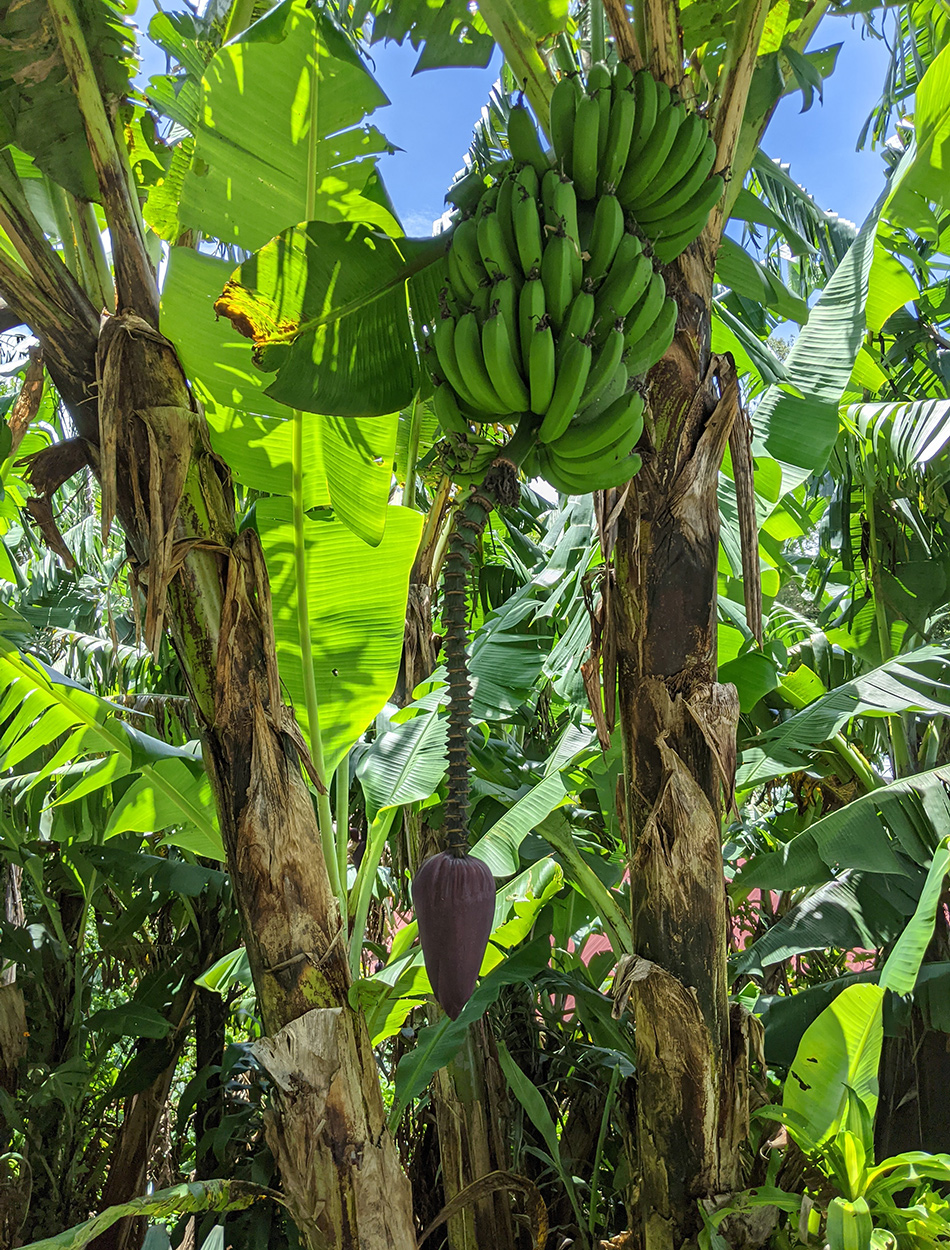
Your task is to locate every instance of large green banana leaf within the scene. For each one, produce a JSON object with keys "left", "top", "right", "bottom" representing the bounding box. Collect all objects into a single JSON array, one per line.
[
  {"left": 354, "top": 0, "right": 496, "bottom": 70},
  {"left": 357, "top": 705, "right": 447, "bottom": 821},
  {"left": 782, "top": 981, "right": 885, "bottom": 1152},
  {"left": 732, "top": 871, "right": 919, "bottom": 978},
  {"left": 177, "top": 0, "right": 398, "bottom": 250},
  {"left": 882, "top": 40, "right": 950, "bottom": 236},
  {"left": 751, "top": 202, "right": 883, "bottom": 500},
  {"left": 879, "top": 837, "right": 950, "bottom": 997},
  {"left": 847, "top": 398, "right": 950, "bottom": 482},
  {"left": 470, "top": 722, "right": 594, "bottom": 875},
  {"left": 779, "top": 846, "right": 949, "bottom": 1150},
  {"left": 255, "top": 500, "right": 423, "bottom": 777}
]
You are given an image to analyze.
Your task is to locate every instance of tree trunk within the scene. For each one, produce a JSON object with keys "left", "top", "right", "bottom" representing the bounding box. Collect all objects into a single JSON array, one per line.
[
  {"left": 431, "top": 1023, "right": 517, "bottom": 1250},
  {"left": 613, "top": 248, "right": 749, "bottom": 1249}
]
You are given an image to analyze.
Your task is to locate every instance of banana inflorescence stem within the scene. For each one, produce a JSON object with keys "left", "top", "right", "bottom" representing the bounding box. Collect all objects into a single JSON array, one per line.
[{"left": 442, "top": 461, "right": 520, "bottom": 856}]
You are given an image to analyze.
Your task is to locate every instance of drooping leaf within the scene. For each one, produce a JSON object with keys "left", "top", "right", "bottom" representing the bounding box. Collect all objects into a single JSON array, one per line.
[
  {"left": 357, "top": 707, "right": 447, "bottom": 821},
  {"left": 0, "top": 642, "right": 222, "bottom": 856},
  {"left": 883, "top": 40, "right": 950, "bottom": 233},
  {"left": 738, "top": 647, "right": 950, "bottom": 793},
  {"left": 216, "top": 225, "right": 446, "bottom": 417},
  {"left": 736, "top": 765, "right": 950, "bottom": 891},
  {"left": 733, "top": 871, "right": 915, "bottom": 977},
  {"left": 14, "top": 1180, "right": 268, "bottom": 1250},
  {"left": 847, "top": 399, "right": 950, "bottom": 481},
  {"left": 716, "top": 236, "right": 809, "bottom": 323},
  {"left": 879, "top": 838, "right": 950, "bottom": 997},
  {"left": 388, "top": 935, "right": 551, "bottom": 1127},
  {"left": 469, "top": 723, "right": 594, "bottom": 875},
  {"left": 356, "top": 0, "right": 495, "bottom": 71},
  {"left": 161, "top": 247, "right": 399, "bottom": 535},
  {"left": 752, "top": 200, "right": 884, "bottom": 498}
]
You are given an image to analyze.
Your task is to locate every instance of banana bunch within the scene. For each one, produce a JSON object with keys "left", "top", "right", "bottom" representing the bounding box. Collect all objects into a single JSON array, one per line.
[
  {"left": 549, "top": 62, "right": 724, "bottom": 264},
  {"left": 429, "top": 145, "right": 655, "bottom": 491}
]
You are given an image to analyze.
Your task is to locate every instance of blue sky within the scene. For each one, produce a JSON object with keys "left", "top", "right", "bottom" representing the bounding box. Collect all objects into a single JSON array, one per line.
[{"left": 369, "top": 14, "right": 896, "bottom": 236}]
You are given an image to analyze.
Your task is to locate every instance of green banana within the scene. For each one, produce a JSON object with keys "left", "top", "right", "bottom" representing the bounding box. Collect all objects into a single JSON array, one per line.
[
  {"left": 452, "top": 217, "right": 490, "bottom": 295},
  {"left": 623, "top": 295, "right": 677, "bottom": 375},
  {"left": 617, "top": 101, "right": 685, "bottom": 207},
  {"left": 599, "top": 80, "right": 636, "bottom": 193},
  {"left": 642, "top": 135, "right": 717, "bottom": 219},
  {"left": 551, "top": 389, "right": 643, "bottom": 458},
  {"left": 551, "top": 398, "right": 642, "bottom": 466},
  {"left": 508, "top": 102, "right": 550, "bottom": 175},
  {"left": 451, "top": 442, "right": 506, "bottom": 486},
  {"left": 491, "top": 274, "right": 521, "bottom": 370},
  {"left": 612, "top": 61, "right": 634, "bottom": 91},
  {"left": 622, "top": 270, "right": 666, "bottom": 351},
  {"left": 549, "top": 418, "right": 642, "bottom": 481},
  {"left": 576, "top": 203, "right": 596, "bottom": 255},
  {"left": 587, "top": 61, "right": 612, "bottom": 93},
  {"left": 572, "top": 94, "right": 600, "bottom": 201},
  {"left": 550, "top": 75, "right": 579, "bottom": 176},
  {"left": 627, "top": 70, "right": 658, "bottom": 164},
  {"left": 454, "top": 310, "right": 514, "bottom": 413},
  {"left": 512, "top": 183, "right": 544, "bottom": 276},
  {"left": 476, "top": 182, "right": 500, "bottom": 215},
  {"left": 482, "top": 307, "right": 531, "bottom": 412},
  {"left": 587, "top": 62, "right": 612, "bottom": 166},
  {"left": 470, "top": 280, "right": 492, "bottom": 320},
  {"left": 438, "top": 279, "right": 464, "bottom": 321},
  {"left": 651, "top": 219, "right": 707, "bottom": 264},
  {"left": 519, "top": 273, "right": 546, "bottom": 369},
  {"left": 538, "top": 336, "right": 592, "bottom": 443},
  {"left": 433, "top": 315, "right": 482, "bottom": 411},
  {"left": 433, "top": 378, "right": 470, "bottom": 435},
  {"left": 585, "top": 192, "right": 624, "bottom": 282},
  {"left": 581, "top": 324, "right": 625, "bottom": 408},
  {"left": 557, "top": 287, "right": 595, "bottom": 359},
  {"left": 447, "top": 242, "right": 476, "bottom": 301},
  {"left": 495, "top": 173, "right": 520, "bottom": 262},
  {"left": 639, "top": 172, "right": 725, "bottom": 235},
  {"left": 634, "top": 112, "right": 708, "bottom": 210},
  {"left": 516, "top": 163, "right": 540, "bottom": 203},
  {"left": 539, "top": 445, "right": 642, "bottom": 494},
  {"left": 575, "top": 359, "right": 628, "bottom": 424},
  {"left": 542, "top": 171, "right": 580, "bottom": 248},
  {"left": 477, "top": 207, "right": 519, "bottom": 283},
  {"left": 593, "top": 233, "right": 651, "bottom": 327},
  {"left": 529, "top": 315, "right": 556, "bottom": 415},
  {"left": 540, "top": 229, "right": 575, "bottom": 331}
]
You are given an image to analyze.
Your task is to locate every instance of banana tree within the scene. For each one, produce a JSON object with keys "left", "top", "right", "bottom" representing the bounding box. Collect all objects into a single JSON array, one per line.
[{"left": 204, "top": 3, "right": 950, "bottom": 1245}]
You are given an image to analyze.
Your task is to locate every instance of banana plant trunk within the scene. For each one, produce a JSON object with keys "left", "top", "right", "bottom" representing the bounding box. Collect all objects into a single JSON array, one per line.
[
  {"left": 613, "top": 249, "right": 749, "bottom": 1249},
  {"left": 90, "top": 316, "right": 417, "bottom": 1250}
]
